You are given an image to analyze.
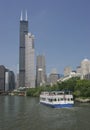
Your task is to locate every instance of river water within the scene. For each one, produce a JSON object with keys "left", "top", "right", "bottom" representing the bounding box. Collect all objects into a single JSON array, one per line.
[{"left": 0, "top": 96, "right": 90, "bottom": 130}]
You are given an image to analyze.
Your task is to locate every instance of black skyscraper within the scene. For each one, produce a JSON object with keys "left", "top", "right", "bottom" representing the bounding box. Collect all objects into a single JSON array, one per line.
[
  {"left": 0, "top": 65, "right": 6, "bottom": 91},
  {"left": 19, "top": 12, "right": 28, "bottom": 87}
]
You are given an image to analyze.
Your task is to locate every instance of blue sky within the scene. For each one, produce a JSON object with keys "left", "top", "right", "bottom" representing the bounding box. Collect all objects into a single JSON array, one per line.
[{"left": 0, "top": 0, "right": 90, "bottom": 74}]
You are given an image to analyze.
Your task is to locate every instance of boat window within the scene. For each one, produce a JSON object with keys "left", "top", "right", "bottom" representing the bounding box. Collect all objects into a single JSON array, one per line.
[
  {"left": 53, "top": 98, "right": 57, "bottom": 101},
  {"left": 48, "top": 98, "right": 53, "bottom": 102},
  {"left": 61, "top": 98, "right": 63, "bottom": 101},
  {"left": 41, "top": 98, "right": 46, "bottom": 101}
]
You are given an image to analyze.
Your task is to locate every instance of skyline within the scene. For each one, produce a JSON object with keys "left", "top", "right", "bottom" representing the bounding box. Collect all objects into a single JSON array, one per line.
[{"left": 0, "top": 0, "right": 90, "bottom": 74}]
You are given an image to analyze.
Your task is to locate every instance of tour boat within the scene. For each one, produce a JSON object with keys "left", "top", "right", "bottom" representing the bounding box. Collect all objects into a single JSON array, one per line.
[{"left": 40, "top": 91, "right": 74, "bottom": 108}]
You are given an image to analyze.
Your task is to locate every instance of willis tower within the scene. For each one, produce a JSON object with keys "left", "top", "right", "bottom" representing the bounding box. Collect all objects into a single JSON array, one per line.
[{"left": 19, "top": 11, "right": 28, "bottom": 87}]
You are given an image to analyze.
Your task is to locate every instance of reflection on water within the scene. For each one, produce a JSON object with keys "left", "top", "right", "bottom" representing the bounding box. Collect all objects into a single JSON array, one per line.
[{"left": 0, "top": 96, "right": 90, "bottom": 130}]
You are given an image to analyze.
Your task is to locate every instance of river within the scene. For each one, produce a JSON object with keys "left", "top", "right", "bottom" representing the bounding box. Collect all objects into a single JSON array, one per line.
[{"left": 0, "top": 96, "right": 90, "bottom": 130}]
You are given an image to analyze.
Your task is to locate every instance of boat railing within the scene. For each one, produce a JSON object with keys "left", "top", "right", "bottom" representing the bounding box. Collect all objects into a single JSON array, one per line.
[{"left": 40, "top": 91, "right": 73, "bottom": 97}]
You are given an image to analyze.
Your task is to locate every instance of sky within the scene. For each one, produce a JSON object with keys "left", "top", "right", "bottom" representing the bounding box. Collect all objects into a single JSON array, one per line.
[{"left": 0, "top": 0, "right": 90, "bottom": 75}]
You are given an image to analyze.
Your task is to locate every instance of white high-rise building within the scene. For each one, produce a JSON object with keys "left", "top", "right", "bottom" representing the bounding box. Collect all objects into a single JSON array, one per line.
[
  {"left": 5, "top": 72, "right": 9, "bottom": 91},
  {"left": 81, "top": 58, "right": 90, "bottom": 79},
  {"left": 25, "top": 33, "right": 35, "bottom": 88}
]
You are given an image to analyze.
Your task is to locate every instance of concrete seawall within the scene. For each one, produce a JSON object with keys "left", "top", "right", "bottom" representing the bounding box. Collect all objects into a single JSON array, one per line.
[{"left": 75, "top": 98, "right": 90, "bottom": 103}]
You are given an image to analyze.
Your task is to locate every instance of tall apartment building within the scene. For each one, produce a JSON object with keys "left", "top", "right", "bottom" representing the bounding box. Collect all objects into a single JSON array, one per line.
[
  {"left": 64, "top": 66, "right": 72, "bottom": 77},
  {"left": 5, "top": 71, "right": 15, "bottom": 91},
  {"left": 81, "top": 58, "right": 90, "bottom": 79},
  {"left": 19, "top": 11, "right": 28, "bottom": 87},
  {"left": 76, "top": 66, "right": 82, "bottom": 77},
  {"left": 36, "top": 55, "right": 46, "bottom": 86},
  {"left": 0, "top": 65, "right": 15, "bottom": 92},
  {"left": 25, "top": 33, "right": 35, "bottom": 87},
  {"left": 48, "top": 69, "right": 59, "bottom": 86}
]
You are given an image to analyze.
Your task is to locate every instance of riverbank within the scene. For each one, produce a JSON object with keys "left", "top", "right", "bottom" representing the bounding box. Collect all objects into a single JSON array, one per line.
[{"left": 75, "top": 97, "right": 90, "bottom": 103}]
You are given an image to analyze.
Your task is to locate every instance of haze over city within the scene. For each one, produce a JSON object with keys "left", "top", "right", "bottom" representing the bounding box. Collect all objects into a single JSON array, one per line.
[{"left": 0, "top": 0, "right": 90, "bottom": 74}]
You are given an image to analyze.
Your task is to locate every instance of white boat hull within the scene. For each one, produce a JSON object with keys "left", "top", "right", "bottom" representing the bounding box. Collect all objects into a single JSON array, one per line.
[
  {"left": 40, "top": 91, "right": 74, "bottom": 108},
  {"left": 40, "top": 101, "right": 74, "bottom": 108}
]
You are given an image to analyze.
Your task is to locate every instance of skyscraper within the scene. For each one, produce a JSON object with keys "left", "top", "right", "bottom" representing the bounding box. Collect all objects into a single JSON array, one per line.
[
  {"left": 0, "top": 65, "right": 15, "bottom": 92},
  {"left": 0, "top": 65, "right": 6, "bottom": 91},
  {"left": 36, "top": 55, "right": 46, "bottom": 86},
  {"left": 19, "top": 11, "right": 28, "bottom": 87},
  {"left": 25, "top": 33, "right": 35, "bottom": 88},
  {"left": 5, "top": 71, "right": 15, "bottom": 91}
]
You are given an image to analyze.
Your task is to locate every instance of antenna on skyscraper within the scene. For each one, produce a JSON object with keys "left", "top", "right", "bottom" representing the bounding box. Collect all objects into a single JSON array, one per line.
[
  {"left": 20, "top": 11, "right": 23, "bottom": 21},
  {"left": 25, "top": 10, "right": 28, "bottom": 21}
]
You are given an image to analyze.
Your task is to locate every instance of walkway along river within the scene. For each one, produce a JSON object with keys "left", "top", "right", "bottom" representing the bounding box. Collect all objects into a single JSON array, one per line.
[{"left": 0, "top": 96, "right": 90, "bottom": 130}]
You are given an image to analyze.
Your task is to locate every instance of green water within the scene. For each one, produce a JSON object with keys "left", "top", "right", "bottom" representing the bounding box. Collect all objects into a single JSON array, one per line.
[{"left": 0, "top": 96, "right": 90, "bottom": 130}]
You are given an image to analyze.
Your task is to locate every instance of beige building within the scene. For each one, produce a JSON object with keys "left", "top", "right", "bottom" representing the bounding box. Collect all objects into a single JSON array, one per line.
[
  {"left": 64, "top": 66, "right": 72, "bottom": 77},
  {"left": 81, "top": 58, "right": 90, "bottom": 79},
  {"left": 36, "top": 55, "right": 46, "bottom": 86},
  {"left": 48, "top": 68, "right": 59, "bottom": 86}
]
